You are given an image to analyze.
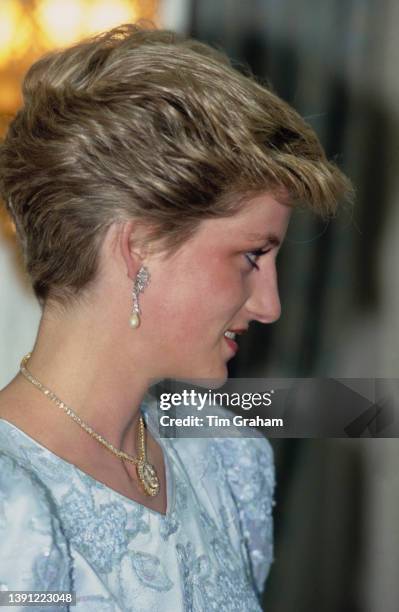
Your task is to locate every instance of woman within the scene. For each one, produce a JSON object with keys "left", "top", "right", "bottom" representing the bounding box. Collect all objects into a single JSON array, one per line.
[{"left": 0, "top": 24, "right": 351, "bottom": 611}]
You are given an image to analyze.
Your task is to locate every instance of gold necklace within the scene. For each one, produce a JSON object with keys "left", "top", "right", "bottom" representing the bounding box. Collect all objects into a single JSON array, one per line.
[{"left": 19, "top": 353, "right": 160, "bottom": 497}]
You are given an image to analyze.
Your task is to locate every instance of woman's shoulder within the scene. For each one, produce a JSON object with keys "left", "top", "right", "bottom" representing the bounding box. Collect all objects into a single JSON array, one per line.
[
  {"left": 0, "top": 395, "right": 72, "bottom": 591},
  {"left": 0, "top": 383, "right": 40, "bottom": 441},
  {"left": 0, "top": 420, "right": 65, "bottom": 533},
  {"left": 178, "top": 404, "right": 276, "bottom": 511},
  {"left": 204, "top": 414, "right": 276, "bottom": 596},
  {"left": 155, "top": 401, "right": 275, "bottom": 597},
  {"left": 0, "top": 439, "right": 72, "bottom": 592},
  {"left": 0, "top": 438, "right": 56, "bottom": 512}
]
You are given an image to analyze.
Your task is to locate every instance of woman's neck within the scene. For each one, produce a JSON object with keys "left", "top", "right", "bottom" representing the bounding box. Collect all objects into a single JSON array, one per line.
[{"left": 13, "top": 303, "right": 153, "bottom": 456}]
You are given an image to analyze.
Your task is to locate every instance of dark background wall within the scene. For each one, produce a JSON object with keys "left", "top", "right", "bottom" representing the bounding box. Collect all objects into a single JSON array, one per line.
[{"left": 178, "top": 1, "right": 399, "bottom": 610}]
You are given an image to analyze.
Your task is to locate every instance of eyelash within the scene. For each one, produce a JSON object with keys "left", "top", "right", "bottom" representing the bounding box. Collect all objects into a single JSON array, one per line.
[{"left": 245, "top": 248, "right": 270, "bottom": 270}]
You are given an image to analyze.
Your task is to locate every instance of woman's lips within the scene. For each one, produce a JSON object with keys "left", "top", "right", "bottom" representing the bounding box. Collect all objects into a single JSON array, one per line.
[
  {"left": 224, "top": 335, "right": 238, "bottom": 352},
  {"left": 223, "top": 328, "right": 247, "bottom": 353}
]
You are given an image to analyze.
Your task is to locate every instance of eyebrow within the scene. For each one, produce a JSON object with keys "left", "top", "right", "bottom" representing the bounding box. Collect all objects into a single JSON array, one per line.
[{"left": 245, "top": 232, "right": 281, "bottom": 247}]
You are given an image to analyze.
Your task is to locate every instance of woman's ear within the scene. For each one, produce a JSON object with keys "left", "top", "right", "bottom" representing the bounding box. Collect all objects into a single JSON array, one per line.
[{"left": 119, "top": 220, "right": 149, "bottom": 280}]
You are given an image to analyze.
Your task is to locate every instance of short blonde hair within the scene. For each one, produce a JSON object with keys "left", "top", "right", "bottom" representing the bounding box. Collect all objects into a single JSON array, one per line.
[{"left": 0, "top": 24, "right": 353, "bottom": 306}]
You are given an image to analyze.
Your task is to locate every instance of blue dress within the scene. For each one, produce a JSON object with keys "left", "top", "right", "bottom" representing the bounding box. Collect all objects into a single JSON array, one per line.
[{"left": 0, "top": 396, "right": 275, "bottom": 611}]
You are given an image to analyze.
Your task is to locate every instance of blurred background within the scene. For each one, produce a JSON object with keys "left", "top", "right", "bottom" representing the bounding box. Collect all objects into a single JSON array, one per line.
[{"left": 1, "top": 1, "right": 398, "bottom": 611}]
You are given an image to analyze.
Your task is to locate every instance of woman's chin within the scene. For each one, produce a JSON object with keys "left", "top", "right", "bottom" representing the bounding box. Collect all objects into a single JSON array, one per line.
[{"left": 174, "top": 364, "right": 229, "bottom": 389}]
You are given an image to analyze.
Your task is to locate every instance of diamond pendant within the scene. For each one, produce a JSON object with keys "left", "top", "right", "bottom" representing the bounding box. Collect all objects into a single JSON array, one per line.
[{"left": 137, "top": 460, "right": 160, "bottom": 496}]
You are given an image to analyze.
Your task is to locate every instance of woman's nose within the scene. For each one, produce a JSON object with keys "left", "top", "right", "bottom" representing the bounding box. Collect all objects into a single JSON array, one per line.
[{"left": 245, "top": 266, "right": 281, "bottom": 324}]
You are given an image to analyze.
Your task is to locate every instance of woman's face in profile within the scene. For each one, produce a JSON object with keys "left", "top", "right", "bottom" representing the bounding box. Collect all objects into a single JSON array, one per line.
[{"left": 142, "top": 192, "right": 291, "bottom": 383}]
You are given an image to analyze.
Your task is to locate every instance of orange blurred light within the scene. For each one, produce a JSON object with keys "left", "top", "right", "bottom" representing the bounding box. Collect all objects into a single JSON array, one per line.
[
  {"left": 35, "top": 0, "right": 86, "bottom": 47},
  {"left": 0, "top": 0, "right": 157, "bottom": 116},
  {"left": 85, "top": 0, "right": 137, "bottom": 35},
  {"left": 35, "top": 0, "right": 138, "bottom": 48},
  {"left": 0, "top": 1, "right": 32, "bottom": 67}
]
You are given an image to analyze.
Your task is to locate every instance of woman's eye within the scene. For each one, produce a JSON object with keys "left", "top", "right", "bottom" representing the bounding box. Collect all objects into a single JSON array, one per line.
[{"left": 245, "top": 248, "right": 269, "bottom": 270}]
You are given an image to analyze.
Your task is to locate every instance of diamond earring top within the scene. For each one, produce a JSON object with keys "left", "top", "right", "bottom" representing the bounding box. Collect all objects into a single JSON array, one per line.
[{"left": 129, "top": 265, "right": 150, "bottom": 329}]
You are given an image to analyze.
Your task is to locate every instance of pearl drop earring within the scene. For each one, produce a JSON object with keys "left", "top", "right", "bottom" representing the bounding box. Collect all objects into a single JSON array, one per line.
[{"left": 129, "top": 266, "right": 150, "bottom": 329}]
